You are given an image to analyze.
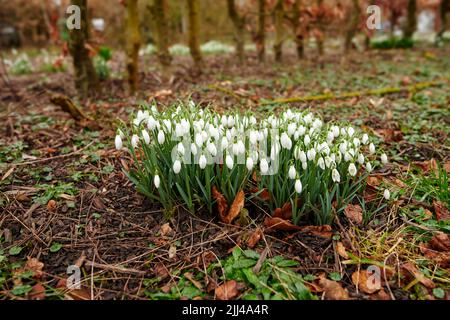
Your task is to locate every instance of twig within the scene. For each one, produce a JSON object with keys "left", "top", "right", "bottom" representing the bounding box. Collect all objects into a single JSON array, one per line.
[{"left": 85, "top": 260, "right": 146, "bottom": 276}]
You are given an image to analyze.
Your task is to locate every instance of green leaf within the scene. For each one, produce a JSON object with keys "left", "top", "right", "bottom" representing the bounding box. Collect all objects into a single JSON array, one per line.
[
  {"left": 11, "top": 285, "right": 32, "bottom": 296},
  {"left": 49, "top": 243, "right": 63, "bottom": 253},
  {"left": 9, "top": 246, "right": 23, "bottom": 256},
  {"left": 233, "top": 259, "right": 257, "bottom": 269},
  {"left": 303, "top": 274, "right": 316, "bottom": 281},
  {"left": 432, "top": 288, "right": 445, "bottom": 299},
  {"left": 275, "top": 259, "right": 299, "bottom": 267},
  {"left": 180, "top": 286, "right": 202, "bottom": 299},
  {"left": 243, "top": 250, "right": 260, "bottom": 260},
  {"left": 328, "top": 272, "right": 342, "bottom": 281}
]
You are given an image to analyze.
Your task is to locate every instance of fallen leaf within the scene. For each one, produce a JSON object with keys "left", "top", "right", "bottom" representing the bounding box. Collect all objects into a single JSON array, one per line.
[
  {"left": 154, "top": 262, "right": 169, "bottom": 279},
  {"left": 56, "top": 279, "right": 90, "bottom": 300},
  {"left": 92, "top": 197, "right": 105, "bottom": 210},
  {"left": 168, "top": 245, "right": 177, "bottom": 259},
  {"left": 212, "top": 186, "right": 228, "bottom": 223},
  {"left": 247, "top": 228, "right": 263, "bottom": 248},
  {"left": 222, "top": 189, "right": 245, "bottom": 224},
  {"left": 369, "top": 98, "right": 384, "bottom": 108},
  {"left": 336, "top": 242, "right": 349, "bottom": 259},
  {"left": 299, "top": 225, "right": 333, "bottom": 238},
  {"left": 28, "top": 283, "right": 46, "bottom": 300},
  {"left": 273, "top": 202, "right": 292, "bottom": 220},
  {"left": 371, "top": 288, "right": 391, "bottom": 300},
  {"left": 344, "top": 204, "right": 363, "bottom": 225},
  {"left": 317, "top": 277, "right": 349, "bottom": 300},
  {"left": 428, "top": 232, "right": 450, "bottom": 252},
  {"left": 433, "top": 200, "right": 450, "bottom": 221},
  {"left": 160, "top": 223, "right": 174, "bottom": 236},
  {"left": 351, "top": 270, "right": 381, "bottom": 294},
  {"left": 15, "top": 193, "right": 31, "bottom": 202},
  {"left": 25, "top": 257, "right": 44, "bottom": 279},
  {"left": 366, "top": 175, "right": 382, "bottom": 187},
  {"left": 264, "top": 217, "right": 302, "bottom": 231},
  {"left": 215, "top": 280, "right": 239, "bottom": 300},
  {"left": 375, "top": 128, "right": 403, "bottom": 143},
  {"left": 47, "top": 200, "right": 57, "bottom": 212},
  {"left": 402, "top": 262, "right": 435, "bottom": 289},
  {"left": 1, "top": 166, "right": 15, "bottom": 181}
]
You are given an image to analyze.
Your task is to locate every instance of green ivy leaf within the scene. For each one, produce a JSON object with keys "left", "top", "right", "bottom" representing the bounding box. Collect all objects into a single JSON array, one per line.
[
  {"left": 328, "top": 272, "right": 342, "bottom": 281},
  {"left": 11, "top": 285, "right": 32, "bottom": 296},
  {"left": 49, "top": 243, "right": 63, "bottom": 253},
  {"left": 9, "top": 246, "right": 23, "bottom": 256},
  {"left": 432, "top": 288, "right": 445, "bottom": 299}
]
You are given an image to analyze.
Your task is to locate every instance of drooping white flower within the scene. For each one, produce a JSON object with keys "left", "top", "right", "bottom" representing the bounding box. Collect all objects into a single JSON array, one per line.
[
  {"left": 348, "top": 163, "right": 357, "bottom": 176},
  {"left": 366, "top": 162, "right": 373, "bottom": 173},
  {"left": 249, "top": 131, "right": 258, "bottom": 145},
  {"left": 173, "top": 160, "right": 181, "bottom": 174},
  {"left": 369, "top": 143, "right": 376, "bottom": 154},
  {"left": 295, "top": 179, "right": 302, "bottom": 194},
  {"left": 221, "top": 136, "right": 229, "bottom": 150},
  {"left": 358, "top": 153, "right": 365, "bottom": 165},
  {"left": 383, "top": 189, "right": 390, "bottom": 200},
  {"left": 332, "top": 169, "right": 341, "bottom": 183},
  {"left": 302, "top": 161, "right": 307, "bottom": 170},
  {"left": 325, "top": 156, "right": 333, "bottom": 168},
  {"left": 154, "top": 175, "right": 160, "bottom": 188},
  {"left": 299, "top": 151, "right": 307, "bottom": 163},
  {"left": 344, "top": 152, "right": 352, "bottom": 162},
  {"left": 191, "top": 143, "right": 198, "bottom": 156},
  {"left": 226, "top": 154, "right": 234, "bottom": 169},
  {"left": 260, "top": 158, "right": 269, "bottom": 174},
  {"left": 115, "top": 135, "right": 123, "bottom": 150},
  {"left": 195, "top": 132, "right": 203, "bottom": 147},
  {"left": 332, "top": 126, "right": 340, "bottom": 138},
  {"left": 362, "top": 133, "right": 369, "bottom": 145},
  {"left": 297, "top": 125, "right": 306, "bottom": 136},
  {"left": 147, "top": 116, "right": 157, "bottom": 130},
  {"left": 318, "top": 157, "right": 325, "bottom": 170},
  {"left": 304, "top": 134, "right": 311, "bottom": 146},
  {"left": 131, "top": 134, "right": 139, "bottom": 148},
  {"left": 347, "top": 126, "right": 355, "bottom": 137},
  {"left": 142, "top": 130, "right": 150, "bottom": 144},
  {"left": 157, "top": 130, "right": 165, "bottom": 144},
  {"left": 207, "top": 142, "right": 217, "bottom": 156},
  {"left": 339, "top": 142, "right": 347, "bottom": 155},
  {"left": 280, "top": 133, "right": 292, "bottom": 150},
  {"left": 177, "top": 142, "right": 185, "bottom": 155},
  {"left": 237, "top": 140, "right": 245, "bottom": 154},
  {"left": 287, "top": 123, "right": 297, "bottom": 136},
  {"left": 307, "top": 149, "right": 316, "bottom": 161},
  {"left": 246, "top": 157, "right": 254, "bottom": 171},
  {"left": 288, "top": 165, "right": 296, "bottom": 179},
  {"left": 381, "top": 153, "right": 388, "bottom": 164},
  {"left": 353, "top": 137, "right": 360, "bottom": 147},
  {"left": 199, "top": 154, "right": 207, "bottom": 169}
]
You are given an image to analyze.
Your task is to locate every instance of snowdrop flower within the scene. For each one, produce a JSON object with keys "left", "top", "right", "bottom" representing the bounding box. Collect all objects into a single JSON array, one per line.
[
  {"left": 201, "top": 130, "right": 208, "bottom": 142},
  {"left": 175, "top": 123, "right": 183, "bottom": 137},
  {"left": 312, "top": 119, "right": 322, "bottom": 130},
  {"left": 384, "top": 189, "right": 390, "bottom": 200},
  {"left": 332, "top": 126, "right": 340, "bottom": 138},
  {"left": 280, "top": 133, "right": 292, "bottom": 150},
  {"left": 325, "top": 156, "right": 333, "bottom": 168},
  {"left": 195, "top": 132, "right": 203, "bottom": 147},
  {"left": 366, "top": 162, "right": 373, "bottom": 173},
  {"left": 227, "top": 115, "right": 235, "bottom": 127},
  {"left": 304, "top": 134, "right": 311, "bottom": 146},
  {"left": 157, "top": 130, "right": 165, "bottom": 144},
  {"left": 332, "top": 169, "right": 341, "bottom": 183},
  {"left": 369, "top": 143, "right": 376, "bottom": 154},
  {"left": 232, "top": 143, "right": 240, "bottom": 156},
  {"left": 226, "top": 154, "right": 234, "bottom": 169},
  {"left": 347, "top": 127, "right": 355, "bottom": 137},
  {"left": 302, "top": 161, "right": 307, "bottom": 170},
  {"left": 339, "top": 142, "right": 347, "bottom": 155},
  {"left": 209, "top": 126, "right": 219, "bottom": 141},
  {"left": 191, "top": 143, "right": 198, "bottom": 155},
  {"left": 327, "top": 131, "right": 335, "bottom": 142},
  {"left": 288, "top": 165, "right": 296, "bottom": 179},
  {"left": 221, "top": 136, "right": 229, "bottom": 150},
  {"left": 131, "top": 134, "right": 139, "bottom": 148},
  {"left": 381, "top": 153, "right": 388, "bottom": 164},
  {"left": 307, "top": 149, "right": 316, "bottom": 161},
  {"left": 199, "top": 154, "right": 207, "bottom": 169},
  {"left": 173, "top": 160, "right": 181, "bottom": 174},
  {"left": 344, "top": 152, "right": 352, "bottom": 162},
  {"left": 358, "top": 153, "right": 365, "bottom": 165},
  {"left": 142, "top": 130, "right": 150, "bottom": 144},
  {"left": 295, "top": 179, "right": 302, "bottom": 194},
  {"left": 249, "top": 131, "right": 258, "bottom": 145},
  {"left": 246, "top": 157, "right": 254, "bottom": 171},
  {"left": 177, "top": 142, "right": 185, "bottom": 155},
  {"left": 154, "top": 175, "right": 160, "bottom": 188},
  {"left": 163, "top": 119, "right": 172, "bottom": 132},
  {"left": 362, "top": 133, "right": 369, "bottom": 145},
  {"left": 260, "top": 158, "right": 269, "bottom": 174},
  {"left": 288, "top": 123, "right": 297, "bottom": 136},
  {"left": 353, "top": 138, "right": 360, "bottom": 148},
  {"left": 318, "top": 157, "right": 325, "bottom": 170},
  {"left": 348, "top": 163, "right": 357, "bottom": 176},
  {"left": 237, "top": 140, "right": 245, "bottom": 155},
  {"left": 299, "top": 151, "right": 307, "bottom": 163},
  {"left": 297, "top": 125, "right": 306, "bottom": 136},
  {"left": 207, "top": 143, "right": 217, "bottom": 157},
  {"left": 147, "top": 116, "right": 157, "bottom": 130},
  {"left": 115, "top": 135, "right": 123, "bottom": 150}
]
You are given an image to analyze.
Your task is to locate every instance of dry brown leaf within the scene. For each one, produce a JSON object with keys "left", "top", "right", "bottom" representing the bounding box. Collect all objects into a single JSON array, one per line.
[
  {"left": 246, "top": 228, "right": 263, "bottom": 248},
  {"left": 366, "top": 175, "right": 382, "bottom": 187},
  {"left": 336, "top": 242, "right": 349, "bottom": 259},
  {"left": 154, "top": 262, "right": 169, "bottom": 279},
  {"left": 184, "top": 272, "right": 203, "bottom": 290},
  {"left": 222, "top": 189, "right": 245, "bottom": 224},
  {"left": 47, "top": 199, "right": 57, "bottom": 212},
  {"left": 28, "top": 283, "right": 46, "bottom": 300},
  {"left": 299, "top": 225, "right": 333, "bottom": 238},
  {"left": 25, "top": 257, "right": 44, "bottom": 279},
  {"left": 433, "top": 200, "right": 450, "bottom": 221},
  {"left": 351, "top": 270, "right": 381, "bottom": 294},
  {"left": 56, "top": 279, "right": 91, "bottom": 300},
  {"left": 160, "top": 223, "right": 174, "bottom": 237},
  {"left": 212, "top": 186, "right": 228, "bottom": 223},
  {"left": 318, "top": 277, "right": 349, "bottom": 300},
  {"left": 273, "top": 202, "right": 292, "bottom": 220},
  {"left": 264, "top": 217, "right": 302, "bottom": 231},
  {"left": 402, "top": 262, "right": 435, "bottom": 289},
  {"left": 215, "top": 280, "right": 239, "bottom": 300},
  {"left": 428, "top": 232, "right": 450, "bottom": 252},
  {"left": 344, "top": 204, "right": 363, "bottom": 225},
  {"left": 375, "top": 128, "right": 403, "bottom": 143}
]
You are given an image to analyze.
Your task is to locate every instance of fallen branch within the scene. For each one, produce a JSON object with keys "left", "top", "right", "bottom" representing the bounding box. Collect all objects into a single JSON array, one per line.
[
  {"left": 258, "top": 80, "right": 445, "bottom": 107},
  {"left": 50, "top": 94, "right": 92, "bottom": 121},
  {"left": 85, "top": 260, "right": 146, "bottom": 276}
]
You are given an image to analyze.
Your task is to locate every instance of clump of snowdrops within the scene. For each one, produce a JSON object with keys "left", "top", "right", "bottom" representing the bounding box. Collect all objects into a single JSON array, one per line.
[{"left": 115, "top": 102, "right": 390, "bottom": 225}]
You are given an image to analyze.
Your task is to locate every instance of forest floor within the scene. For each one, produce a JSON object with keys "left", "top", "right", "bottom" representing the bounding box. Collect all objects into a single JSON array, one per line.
[{"left": 0, "top": 45, "right": 449, "bottom": 300}]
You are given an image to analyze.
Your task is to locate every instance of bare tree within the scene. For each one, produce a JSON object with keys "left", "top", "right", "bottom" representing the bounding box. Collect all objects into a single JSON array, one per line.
[
  {"left": 403, "top": 0, "right": 417, "bottom": 39},
  {"left": 125, "top": 0, "right": 141, "bottom": 94},
  {"left": 226, "top": 0, "right": 246, "bottom": 62},
  {"left": 344, "top": 0, "right": 362, "bottom": 52},
  {"left": 68, "top": 0, "right": 98, "bottom": 98},
  {"left": 150, "top": 0, "right": 172, "bottom": 68},
  {"left": 186, "top": 0, "right": 203, "bottom": 68},
  {"left": 273, "top": 0, "right": 284, "bottom": 62},
  {"left": 436, "top": 0, "right": 448, "bottom": 43},
  {"left": 256, "top": 0, "right": 266, "bottom": 62}
]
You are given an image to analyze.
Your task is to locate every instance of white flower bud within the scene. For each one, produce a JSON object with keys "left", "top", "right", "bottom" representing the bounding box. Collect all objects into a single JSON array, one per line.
[
  {"left": 369, "top": 143, "right": 375, "bottom": 154},
  {"left": 154, "top": 175, "right": 160, "bottom": 188},
  {"left": 173, "top": 160, "right": 181, "bottom": 174},
  {"left": 381, "top": 153, "right": 388, "bottom": 164},
  {"left": 384, "top": 189, "right": 390, "bottom": 200},
  {"left": 131, "top": 134, "right": 139, "bottom": 148},
  {"left": 115, "top": 135, "right": 123, "bottom": 150},
  {"left": 246, "top": 157, "right": 254, "bottom": 171},
  {"left": 288, "top": 165, "right": 296, "bottom": 179},
  {"left": 295, "top": 179, "right": 302, "bottom": 194},
  {"left": 157, "top": 130, "right": 165, "bottom": 144},
  {"left": 332, "top": 169, "right": 341, "bottom": 183},
  {"left": 362, "top": 133, "right": 369, "bottom": 145},
  {"left": 358, "top": 153, "right": 365, "bottom": 164},
  {"left": 226, "top": 154, "right": 234, "bottom": 169},
  {"left": 280, "top": 133, "right": 292, "bottom": 150},
  {"left": 348, "top": 163, "right": 357, "bottom": 176},
  {"left": 260, "top": 158, "right": 269, "bottom": 174},
  {"left": 199, "top": 154, "right": 207, "bottom": 169}
]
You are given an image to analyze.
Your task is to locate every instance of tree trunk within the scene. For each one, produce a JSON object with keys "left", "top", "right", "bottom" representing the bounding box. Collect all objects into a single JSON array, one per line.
[
  {"left": 344, "top": 0, "right": 361, "bottom": 52},
  {"left": 125, "top": 0, "right": 141, "bottom": 94},
  {"left": 257, "top": 0, "right": 266, "bottom": 62},
  {"left": 68, "top": 0, "right": 98, "bottom": 98},
  {"left": 291, "top": 0, "right": 304, "bottom": 59},
  {"left": 403, "top": 0, "right": 417, "bottom": 39},
  {"left": 316, "top": 0, "right": 324, "bottom": 55},
  {"left": 151, "top": 0, "right": 172, "bottom": 67},
  {"left": 186, "top": 0, "right": 203, "bottom": 68},
  {"left": 273, "top": 0, "right": 284, "bottom": 62},
  {"left": 226, "top": 0, "right": 245, "bottom": 62},
  {"left": 436, "top": 0, "right": 449, "bottom": 42}
]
